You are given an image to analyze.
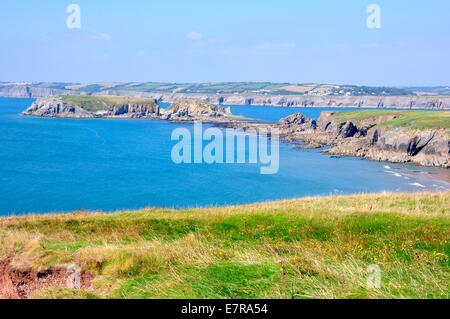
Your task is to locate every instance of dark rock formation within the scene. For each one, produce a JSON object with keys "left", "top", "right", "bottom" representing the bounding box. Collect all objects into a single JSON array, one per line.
[
  {"left": 20, "top": 95, "right": 450, "bottom": 168},
  {"left": 337, "top": 121, "right": 358, "bottom": 138},
  {"left": 295, "top": 113, "right": 450, "bottom": 168},
  {"left": 279, "top": 113, "right": 317, "bottom": 130}
]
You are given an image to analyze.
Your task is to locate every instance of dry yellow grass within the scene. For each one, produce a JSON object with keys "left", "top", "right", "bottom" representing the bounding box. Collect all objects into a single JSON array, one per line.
[{"left": 0, "top": 192, "right": 448, "bottom": 299}]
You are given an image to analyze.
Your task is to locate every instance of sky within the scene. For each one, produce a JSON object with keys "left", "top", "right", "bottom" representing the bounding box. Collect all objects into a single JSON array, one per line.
[{"left": 1, "top": 0, "right": 450, "bottom": 86}]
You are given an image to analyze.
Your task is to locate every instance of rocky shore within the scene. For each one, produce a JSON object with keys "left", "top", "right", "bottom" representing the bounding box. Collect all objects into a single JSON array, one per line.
[
  {"left": 160, "top": 99, "right": 239, "bottom": 123},
  {"left": 21, "top": 95, "right": 449, "bottom": 168},
  {"left": 230, "top": 112, "right": 449, "bottom": 168},
  {"left": 22, "top": 95, "right": 238, "bottom": 123},
  {"left": 22, "top": 95, "right": 161, "bottom": 119}
]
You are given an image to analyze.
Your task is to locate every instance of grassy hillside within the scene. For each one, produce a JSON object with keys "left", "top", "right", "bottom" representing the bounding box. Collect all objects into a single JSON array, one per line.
[
  {"left": 59, "top": 95, "right": 157, "bottom": 112},
  {"left": 333, "top": 110, "right": 450, "bottom": 130},
  {"left": 0, "top": 193, "right": 449, "bottom": 299},
  {"left": 1, "top": 81, "right": 417, "bottom": 96}
]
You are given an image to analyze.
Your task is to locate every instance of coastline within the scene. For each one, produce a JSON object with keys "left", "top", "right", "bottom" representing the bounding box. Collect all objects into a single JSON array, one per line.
[
  {"left": 20, "top": 96, "right": 450, "bottom": 169},
  {"left": 4, "top": 92, "right": 450, "bottom": 110}
]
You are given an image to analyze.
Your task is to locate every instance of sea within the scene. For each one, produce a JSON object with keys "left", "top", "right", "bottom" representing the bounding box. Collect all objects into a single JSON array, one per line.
[{"left": 0, "top": 98, "right": 448, "bottom": 215}]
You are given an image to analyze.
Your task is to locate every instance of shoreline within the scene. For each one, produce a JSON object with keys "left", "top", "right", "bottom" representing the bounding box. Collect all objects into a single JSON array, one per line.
[
  {"left": 18, "top": 96, "right": 450, "bottom": 169},
  {"left": 2, "top": 97, "right": 448, "bottom": 216}
]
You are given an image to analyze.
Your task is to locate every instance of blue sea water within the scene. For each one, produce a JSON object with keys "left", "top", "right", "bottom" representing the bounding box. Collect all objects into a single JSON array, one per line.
[
  {"left": 229, "top": 105, "right": 360, "bottom": 122},
  {"left": 0, "top": 98, "right": 448, "bottom": 216}
]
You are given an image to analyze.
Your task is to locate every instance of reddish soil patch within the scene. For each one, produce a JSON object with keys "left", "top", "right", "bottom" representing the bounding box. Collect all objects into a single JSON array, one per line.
[{"left": 0, "top": 261, "right": 93, "bottom": 299}]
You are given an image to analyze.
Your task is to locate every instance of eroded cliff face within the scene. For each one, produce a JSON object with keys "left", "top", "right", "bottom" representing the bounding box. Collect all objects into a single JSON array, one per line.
[
  {"left": 106, "top": 103, "right": 160, "bottom": 118},
  {"left": 160, "top": 99, "right": 233, "bottom": 122},
  {"left": 22, "top": 99, "right": 94, "bottom": 118},
  {"left": 0, "top": 86, "right": 72, "bottom": 98},
  {"left": 3, "top": 85, "right": 450, "bottom": 109},
  {"left": 20, "top": 96, "right": 450, "bottom": 168},
  {"left": 116, "top": 93, "right": 450, "bottom": 110},
  {"left": 68, "top": 91, "right": 450, "bottom": 110},
  {"left": 281, "top": 113, "right": 450, "bottom": 168},
  {"left": 21, "top": 96, "right": 161, "bottom": 119},
  {"left": 21, "top": 96, "right": 237, "bottom": 123}
]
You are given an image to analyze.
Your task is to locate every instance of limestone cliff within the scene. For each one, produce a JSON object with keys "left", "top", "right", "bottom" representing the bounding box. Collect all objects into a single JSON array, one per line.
[
  {"left": 160, "top": 99, "right": 234, "bottom": 122},
  {"left": 113, "top": 93, "right": 450, "bottom": 110},
  {"left": 21, "top": 95, "right": 449, "bottom": 168},
  {"left": 21, "top": 96, "right": 237, "bottom": 123},
  {"left": 279, "top": 112, "right": 450, "bottom": 168},
  {"left": 22, "top": 95, "right": 160, "bottom": 119}
]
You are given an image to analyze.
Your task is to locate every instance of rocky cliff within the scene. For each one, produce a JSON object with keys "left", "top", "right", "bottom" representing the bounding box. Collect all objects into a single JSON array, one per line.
[
  {"left": 21, "top": 95, "right": 237, "bottom": 122},
  {"left": 160, "top": 99, "right": 234, "bottom": 122},
  {"left": 22, "top": 95, "right": 161, "bottom": 119},
  {"left": 101, "top": 92, "right": 450, "bottom": 110},
  {"left": 0, "top": 86, "right": 72, "bottom": 98},
  {"left": 279, "top": 112, "right": 450, "bottom": 168},
  {"left": 21, "top": 95, "right": 450, "bottom": 168}
]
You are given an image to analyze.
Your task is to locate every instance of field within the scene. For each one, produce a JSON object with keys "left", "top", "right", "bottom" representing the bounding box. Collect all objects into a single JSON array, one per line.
[
  {"left": 0, "top": 193, "right": 449, "bottom": 299},
  {"left": 0, "top": 81, "right": 417, "bottom": 96},
  {"left": 333, "top": 110, "right": 450, "bottom": 130}
]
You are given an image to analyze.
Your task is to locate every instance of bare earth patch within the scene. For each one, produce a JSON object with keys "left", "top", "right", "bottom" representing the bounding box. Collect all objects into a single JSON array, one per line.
[{"left": 0, "top": 261, "right": 93, "bottom": 299}]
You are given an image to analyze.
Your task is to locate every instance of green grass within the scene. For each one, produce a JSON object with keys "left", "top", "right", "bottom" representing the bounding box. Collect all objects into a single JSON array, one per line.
[
  {"left": 333, "top": 110, "right": 450, "bottom": 130},
  {"left": 58, "top": 95, "right": 157, "bottom": 112},
  {"left": 0, "top": 193, "right": 449, "bottom": 299}
]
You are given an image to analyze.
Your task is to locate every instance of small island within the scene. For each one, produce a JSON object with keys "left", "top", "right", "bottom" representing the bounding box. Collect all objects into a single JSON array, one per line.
[
  {"left": 22, "top": 95, "right": 239, "bottom": 123},
  {"left": 22, "top": 95, "right": 450, "bottom": 168}
]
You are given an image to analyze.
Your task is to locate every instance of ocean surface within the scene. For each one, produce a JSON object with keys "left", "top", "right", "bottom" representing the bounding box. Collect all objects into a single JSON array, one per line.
[{"left": 0, "top": 98, "right": 448, "bottom": 216}]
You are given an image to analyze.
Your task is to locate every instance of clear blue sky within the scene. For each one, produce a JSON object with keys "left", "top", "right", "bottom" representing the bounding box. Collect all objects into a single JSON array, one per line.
[{"left": 1, "top": 0, "right": 449, "bottom": 86}]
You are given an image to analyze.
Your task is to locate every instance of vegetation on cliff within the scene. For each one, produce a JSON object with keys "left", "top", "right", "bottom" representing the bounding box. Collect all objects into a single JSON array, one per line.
[
  {"left": 333, "top": 110, "right": 450, "bottom": 131},
  {"left": 281, "top": 110, "right": 450, "bottom": 167},
  {"left": 22, "top": 95, "right": 239, "bottom": 122},
  {"left": 58, "top": 95, "right": 158, "bottom": 113},
  {"left": 0, "top": 193, "right": 448, "bottom": 299},
  {"left": 21, "top": 94, "right": 160, "bottom": 118}
]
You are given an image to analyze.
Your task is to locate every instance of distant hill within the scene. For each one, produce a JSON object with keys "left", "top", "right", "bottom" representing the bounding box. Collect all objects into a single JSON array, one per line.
[
  {"left": 0, "top": 81, "right": 426, "bottom": 97},
  {"left": 403, "top": 86, "right": 450, "bottom": 96},
  {"left": 2, "top": 82, "right": 450, "bottom": 109}
]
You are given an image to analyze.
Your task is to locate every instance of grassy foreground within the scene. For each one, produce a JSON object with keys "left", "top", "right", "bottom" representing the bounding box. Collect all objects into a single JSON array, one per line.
[{"left": 0, "top": 193, "right": 449, "bottom": 299}]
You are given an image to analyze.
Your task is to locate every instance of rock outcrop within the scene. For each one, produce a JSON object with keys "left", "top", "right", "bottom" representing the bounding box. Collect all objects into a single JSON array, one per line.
[
  {"left": 279, "top": 113, "right": 317, "bottom": 130},
  {"left": 279, "top": 112, "right": 450, "bottom": 168},
  {"left": 160, "top": 99, "right": 234, "bottom": 122},
  {"left": 21, "top": 95, "right": 450, "bottom": 168},
  {"left": 22, "top": 95, "right": 161, "bottom": 119},
  {"left": 22, "top": 96, "right": 238, "bottom": 123},
  {"left": 22, "top": 98, "right": 95, "bottom": 118},
  {"left": 106, "top": 103, "right": 160, "bottom": 118}
]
